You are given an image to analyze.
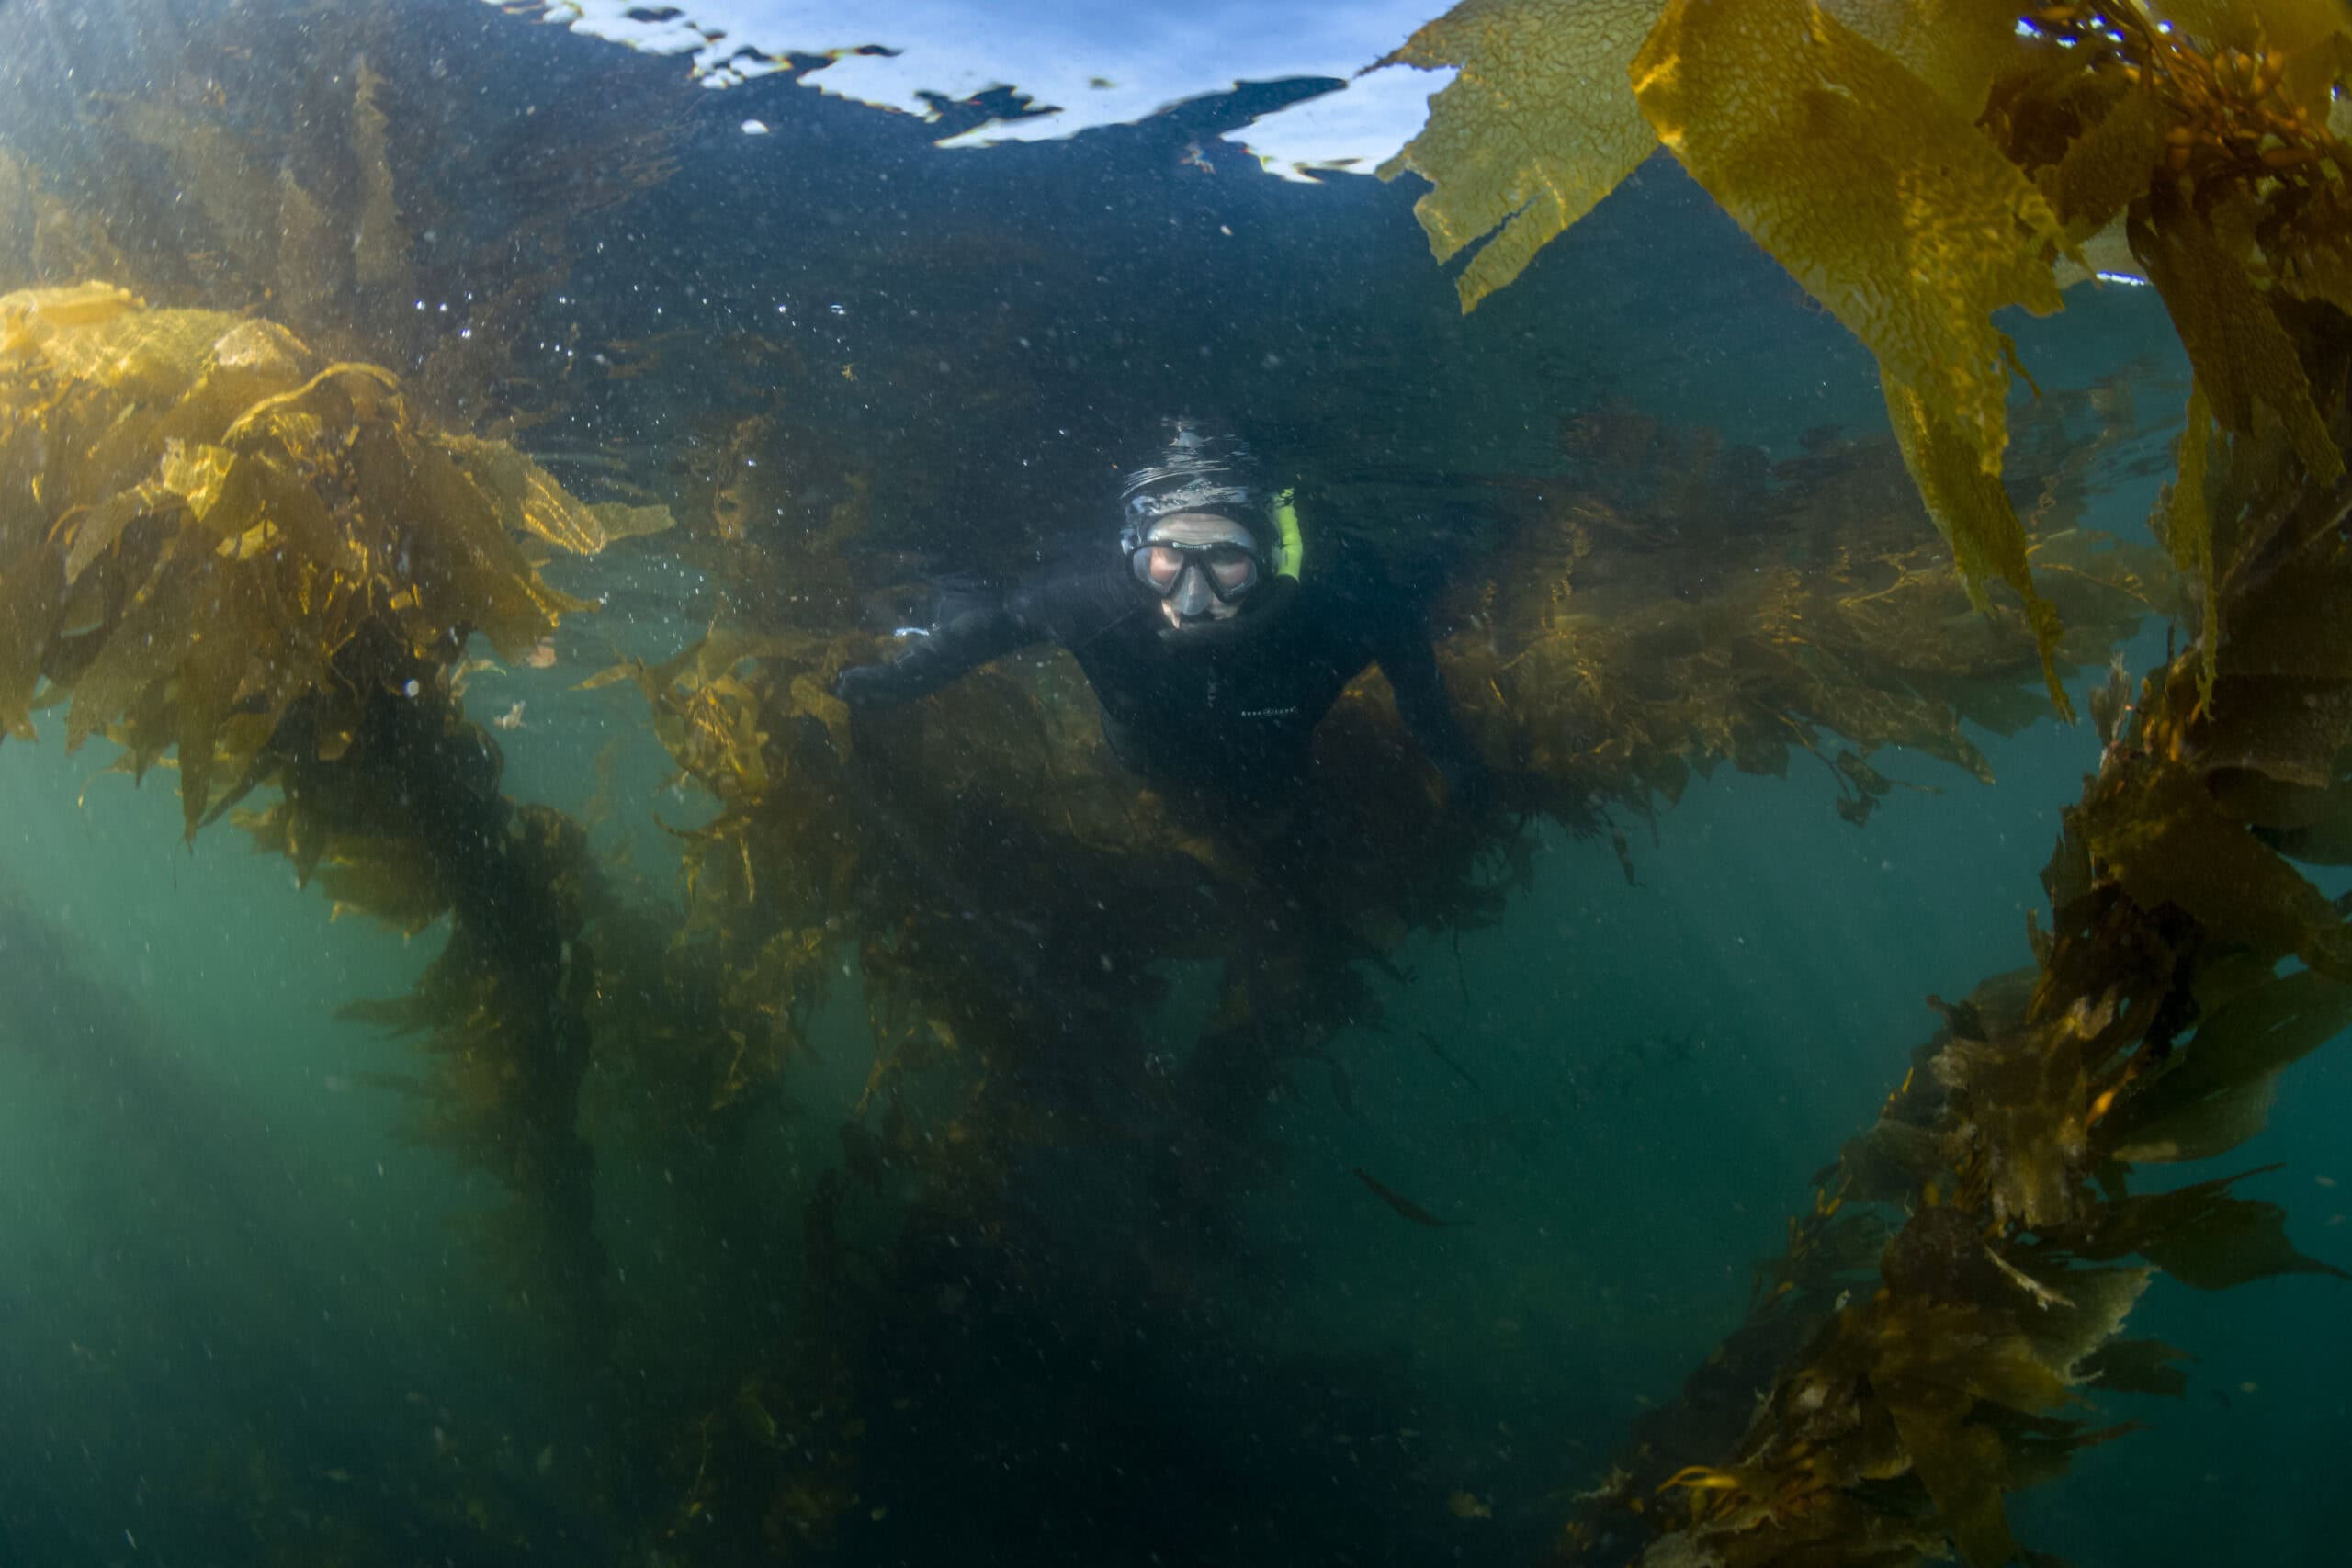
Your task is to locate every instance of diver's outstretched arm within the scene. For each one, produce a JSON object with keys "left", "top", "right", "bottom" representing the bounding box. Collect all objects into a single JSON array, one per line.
[
  {"left": 834, "top": 600, "right": 1036, "bottom": 708},
  {"left": 836, "top": 564, "right": 1138, "bottom": 709}
]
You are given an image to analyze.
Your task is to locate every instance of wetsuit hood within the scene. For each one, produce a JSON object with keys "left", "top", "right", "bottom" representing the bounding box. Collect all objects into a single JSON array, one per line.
[
  {"left": 1117, "top": 417, "right": 1303, "bottom": 639},
  {"left": 1118, "top": 417, "right": 1279, "bottom": 562}
]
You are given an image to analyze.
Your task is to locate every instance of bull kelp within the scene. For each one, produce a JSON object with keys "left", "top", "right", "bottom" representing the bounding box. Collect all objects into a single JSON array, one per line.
[{"left": 1, "top": 0, "right": 2348, "bottom": 1565}]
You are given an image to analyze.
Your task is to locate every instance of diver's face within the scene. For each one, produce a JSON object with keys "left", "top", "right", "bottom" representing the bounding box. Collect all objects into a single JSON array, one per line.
[{"left": 1133, "top": 513, "right": 1260, "bottom": 629}]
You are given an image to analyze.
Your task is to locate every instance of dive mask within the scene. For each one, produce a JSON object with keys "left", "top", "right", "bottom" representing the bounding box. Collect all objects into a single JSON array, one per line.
[
  {"left": 1128, "top": 516, "right": 1262, "bottom": 623},
  {"left": 1132, "top": 535, "right": 1261, "bottom": 604}
]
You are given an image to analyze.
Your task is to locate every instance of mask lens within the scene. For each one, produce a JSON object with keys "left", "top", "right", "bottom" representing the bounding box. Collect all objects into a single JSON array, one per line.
[
  {"left": 1203, "top": 547, "right": 1257, "bottom": 596},
  {"left": 1139, "top": 544, "right": 1186, "bottom": 590}
]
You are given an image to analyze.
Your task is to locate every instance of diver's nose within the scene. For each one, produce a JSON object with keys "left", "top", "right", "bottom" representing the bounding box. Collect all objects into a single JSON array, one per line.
[{"left": 1169, "top": 564, "right": 1214, "bottom": 618}]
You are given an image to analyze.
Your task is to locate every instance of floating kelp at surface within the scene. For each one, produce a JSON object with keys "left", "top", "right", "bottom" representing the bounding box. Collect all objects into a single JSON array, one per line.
[
  {"left": 1375, "top": 0, "right": 1669, "bottom": 314},
  {"left": 1384, "top": 0, "right": 2352, "bottom": 706},
  {"left": 1552, "top": 217, "right": 2352, "bottom": 1568},
  {"left": 0, "top": 284, "right": 662, "bottom": 836}
]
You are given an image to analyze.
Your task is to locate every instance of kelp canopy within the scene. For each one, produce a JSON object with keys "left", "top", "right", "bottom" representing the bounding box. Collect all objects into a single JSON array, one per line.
[
  {"left": 1385, "top": 0, "right": 2351, "bottom": 704},
  {"left": 0, "top": 0, "right": 2348, "bottom": 1565}
]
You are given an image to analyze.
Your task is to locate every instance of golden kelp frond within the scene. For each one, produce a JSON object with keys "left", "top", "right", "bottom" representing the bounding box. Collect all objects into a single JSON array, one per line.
[
  {"left": 2133, "top": 186, "right": 2345, "bottom": 488},
  {"left": 1623, "top": 1263, "right": 2141, "bottom": 1566},
  {"left": 586, "top": 624, "right": 865, "bottom": 914},
  {"left": 2100, "top": 968, "right": 2352, "bottom": 1162},
  {"left": 2081, "top": 750, "right": 2352, "bottom": 976},
  {"left": 1374, "top": 0, "right": 1668, "bottom": 310},
  {"left": 589, "top": 501, "right": 677, "bottom": 544},
  {"left": 1387, "top": 0, "right": 2352, "bottom": 714},
  {"left": 2159, "top": 381, "right": 2222, "bottom": 700},
  {"left": 239, "top": 802, "right": 452, "bottom": 935},
  {"left": 1631, "top": 0, "right": 2076, "bottom": 701},
  {"left": 582, "top": 627, "right": 805, "bottom": 804},
  {"left": 1883, "top": 373, "right": 2075, "bottom": 714},
  {"left": 2154, "top": 0, "right": 2352, "bottom": 62},
  {"left": 0, "top": 278, "right": 141, "bottom": 342},
  {"left": 1823, "top": 0, "right": 2023, "bottom": 117},
  {"left": 1634, "top": 0, "right": 2066, "bottom": 476},
  {"left": 1371, "top": 0, "right": 2030, "bottom": 313},
  {"left": 0, "top": 545, "right": 62, "bottom": 742},
  {"left": 2056, "top": 1167, "right": 2349, "bottom": 1289},
  {"left": 584, "top": 625, "right": 882, "bottom": 1148},
  {"left": 0, "top": 288, "right": 615, "bottom": 834},
  {"left": 1, "top": 285, "right": 252, "bottom": 416},
  {"left": 1995, "top": 2, "right": 2352, "bottom": 344},
  {"left": 444, "top": 434, "right": 673, "bottom": 555}
]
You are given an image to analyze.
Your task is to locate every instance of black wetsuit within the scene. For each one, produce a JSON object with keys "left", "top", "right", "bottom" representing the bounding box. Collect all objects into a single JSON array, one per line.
[{"left": 839, "top": 547, "right": 1484, "bottom": 810}]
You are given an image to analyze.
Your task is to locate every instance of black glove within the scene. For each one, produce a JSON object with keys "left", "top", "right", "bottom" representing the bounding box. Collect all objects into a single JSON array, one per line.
[{"left": 833, "top": 662, "right": 894, "bottom": 709}]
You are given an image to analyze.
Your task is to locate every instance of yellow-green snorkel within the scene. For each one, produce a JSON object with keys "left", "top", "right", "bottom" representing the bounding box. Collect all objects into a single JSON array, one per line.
[{"left": 1268, "top": 488, "right": 1305, "bottom": 582}]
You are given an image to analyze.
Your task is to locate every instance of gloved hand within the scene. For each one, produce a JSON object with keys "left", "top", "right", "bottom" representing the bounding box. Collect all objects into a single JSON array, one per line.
[{"left": 833, "top": 662, "right": 893, "bottom": 709}]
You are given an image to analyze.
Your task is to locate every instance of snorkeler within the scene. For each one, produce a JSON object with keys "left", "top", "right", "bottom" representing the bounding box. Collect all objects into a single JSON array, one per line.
[{"left": 834, "top": 417, "right": 1490, "bottom": 814}]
